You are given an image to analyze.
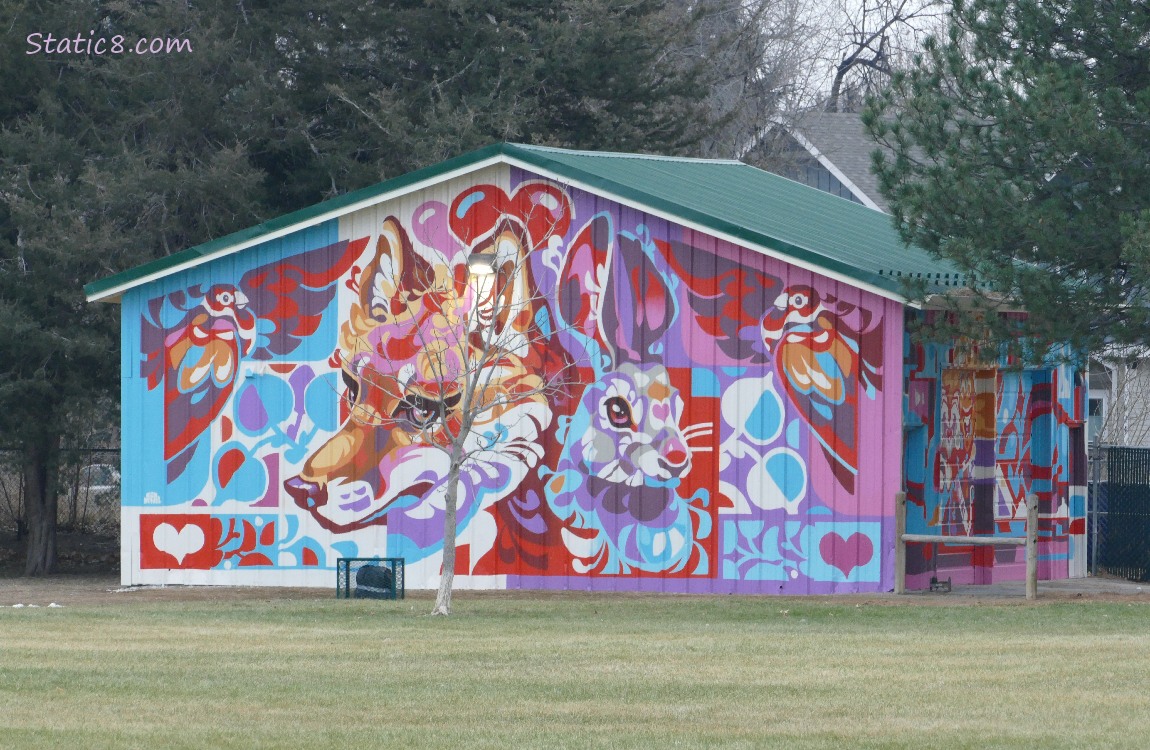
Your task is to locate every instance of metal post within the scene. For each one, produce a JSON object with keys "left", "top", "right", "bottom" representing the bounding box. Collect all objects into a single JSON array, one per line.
[
  {"left": 1026, "top": 492, "right": 1039, "bottom": 600},
  {"left": 1089, "top": 443, "right": 1103, "bottom": 576},
  {"left": 894, "top": 492, "right": 907, "bottom": 595}
]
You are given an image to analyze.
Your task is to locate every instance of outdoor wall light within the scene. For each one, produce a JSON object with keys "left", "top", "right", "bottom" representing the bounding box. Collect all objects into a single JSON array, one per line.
[{"left": 467, "top": 252, "right": 496, "bottom": 276}]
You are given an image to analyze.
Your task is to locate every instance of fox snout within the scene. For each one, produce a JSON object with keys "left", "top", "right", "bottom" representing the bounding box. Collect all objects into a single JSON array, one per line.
[{"left": 284, "top": 475, "right": 326, "bottom": 511}]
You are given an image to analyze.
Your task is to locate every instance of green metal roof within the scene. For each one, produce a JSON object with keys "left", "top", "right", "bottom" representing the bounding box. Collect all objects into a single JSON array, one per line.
[
  {"left": 504, "top": 143, "right": 962, "bottom": 296},
  {"left": 85, "top": 142, "right": 961, "bottom": 303}
]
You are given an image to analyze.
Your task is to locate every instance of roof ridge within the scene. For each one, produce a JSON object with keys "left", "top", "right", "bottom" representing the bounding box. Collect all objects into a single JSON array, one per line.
[{"left": 508, "top": 143, "right": 744, "bottom": 166}]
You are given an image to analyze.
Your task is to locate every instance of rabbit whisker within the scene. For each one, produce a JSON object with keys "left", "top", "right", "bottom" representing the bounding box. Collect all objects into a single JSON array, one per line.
[{"left": 682, "top": 423, "right": 714, "bottom": 439}]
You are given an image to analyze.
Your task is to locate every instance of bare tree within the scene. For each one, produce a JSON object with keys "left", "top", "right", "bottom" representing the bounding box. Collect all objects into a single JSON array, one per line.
[
  {"left": 824, "top": 0, "right": 948, "bottom": 112},
  {"left": 684, "top": 0, "right": 948, "bottom": 169},
  {"left": 667, "top": 0, "right": 844, "bottom": 157},
  {"left": 314, "top": 213, "right": 575, "bottom": 616}
]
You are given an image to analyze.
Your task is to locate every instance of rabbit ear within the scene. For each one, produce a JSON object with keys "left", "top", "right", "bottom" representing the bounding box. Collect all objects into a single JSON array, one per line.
[
  {"left": 558, "top": 213, "right": 614, "bottom": 352},
  {"left": 601, "top": 230, "right": 677, "bottom": 363},
  {"left": 360, "top": 217, "right": 434, "bottom": 323}
]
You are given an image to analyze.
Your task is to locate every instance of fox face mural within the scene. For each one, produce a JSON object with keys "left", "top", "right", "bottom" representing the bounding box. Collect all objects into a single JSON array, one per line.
[
  {"left": 283, "top": 217, "right": 475, "bottom": 531},
  {"left": 284, "top": 184, "right": 572, "bottom": 566}
]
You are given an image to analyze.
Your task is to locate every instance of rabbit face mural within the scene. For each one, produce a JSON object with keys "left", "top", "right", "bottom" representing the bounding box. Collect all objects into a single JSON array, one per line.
[
  {"left": 575, "top": 363, "right": 692, "bottom": 499},
  {"left": 545, "top": 214, "right": 709, "bottom": 574}
]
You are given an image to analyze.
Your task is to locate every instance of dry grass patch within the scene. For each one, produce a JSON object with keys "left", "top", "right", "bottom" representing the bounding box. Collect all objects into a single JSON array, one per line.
[{"left": 1, "top": 594, "right": 1148, "bottom": 749}]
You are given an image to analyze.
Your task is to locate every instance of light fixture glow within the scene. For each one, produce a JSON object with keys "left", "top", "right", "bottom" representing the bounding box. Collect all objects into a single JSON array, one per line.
[{"left": 467, "top": 251, "right": 497, "bottom": 276}]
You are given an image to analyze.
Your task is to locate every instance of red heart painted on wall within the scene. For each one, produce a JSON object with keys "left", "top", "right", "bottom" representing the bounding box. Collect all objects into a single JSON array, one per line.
[{"left": 819, "top": 532, "right": 874, "bottom": 578}]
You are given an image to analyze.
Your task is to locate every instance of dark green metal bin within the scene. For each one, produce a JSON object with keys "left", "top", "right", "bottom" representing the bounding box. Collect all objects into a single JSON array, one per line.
[{"left": 337, "top": 557, "right": 405, "bottom": 599}]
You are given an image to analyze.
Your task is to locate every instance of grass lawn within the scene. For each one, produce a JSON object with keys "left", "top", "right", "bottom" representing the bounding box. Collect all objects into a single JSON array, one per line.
[{"left": 1, "top": 592, "right": 1148, "bottom": 749}]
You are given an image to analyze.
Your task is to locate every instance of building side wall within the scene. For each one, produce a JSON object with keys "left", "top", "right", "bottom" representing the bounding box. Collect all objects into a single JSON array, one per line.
[
  {"left": 120, "top": 165, "right": 904, "bottom": 593},
  {"left": 903, "top": 334, "right": 1088, "bottom": 586}
]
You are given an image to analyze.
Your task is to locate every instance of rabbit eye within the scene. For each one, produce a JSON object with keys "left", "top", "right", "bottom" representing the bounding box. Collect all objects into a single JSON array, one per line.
[{"left": 603, "top": 396, "right": 634, "bottom": 430}]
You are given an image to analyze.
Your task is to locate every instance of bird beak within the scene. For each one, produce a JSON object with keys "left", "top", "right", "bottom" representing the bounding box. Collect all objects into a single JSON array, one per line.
[{"left": 772, "top": 291, "right": 788, "bottom": 310}]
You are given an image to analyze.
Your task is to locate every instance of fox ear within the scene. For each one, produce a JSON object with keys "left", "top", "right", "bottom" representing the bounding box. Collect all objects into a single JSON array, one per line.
[
  {"left": 481, "top": 219, "right": 534, "bottom": 338},
  {"left": 360, "top": 217, "right": 433, "bottom": 322}
]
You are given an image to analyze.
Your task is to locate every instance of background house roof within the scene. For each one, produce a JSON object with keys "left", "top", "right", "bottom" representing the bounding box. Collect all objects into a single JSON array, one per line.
[
  {"left": 781, "top": 112, "right": 892, "bottom": 212},
  {"left": 85, "top": 142, "right": 963, "bottom": 303}
]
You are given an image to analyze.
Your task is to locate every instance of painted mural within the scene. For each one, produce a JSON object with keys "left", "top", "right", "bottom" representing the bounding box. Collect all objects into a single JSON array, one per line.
[
  {"left": 903, "top": 329, "right": 1088, "bottom": 585},
  {"left": 123, "top": 168, "right": 904, "bottom": 592}
]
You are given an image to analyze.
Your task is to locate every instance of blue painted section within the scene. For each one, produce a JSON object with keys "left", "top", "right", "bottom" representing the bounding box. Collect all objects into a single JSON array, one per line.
[{"left": 121, "top": 220, "right": 340, "bottom": 508}]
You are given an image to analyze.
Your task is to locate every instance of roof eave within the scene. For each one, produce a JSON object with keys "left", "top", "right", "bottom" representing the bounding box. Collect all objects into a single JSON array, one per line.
[
  {"left": 83, "top": 143, "right": 514, "bottom": 303},
  {"left": 500, "top": 145, "right": 908, "bottom": 301},
  {"left": 86, "top": 141, "right": 914, "bottom": 306}
]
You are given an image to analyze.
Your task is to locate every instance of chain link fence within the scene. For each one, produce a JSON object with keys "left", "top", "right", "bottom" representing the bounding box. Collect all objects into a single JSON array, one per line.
[
  {"left": 0, "top": 448, "right": 121, "bottom": 538},
  {"left": 1089, "top": 445, "right": 1150, "bottom": 582}
]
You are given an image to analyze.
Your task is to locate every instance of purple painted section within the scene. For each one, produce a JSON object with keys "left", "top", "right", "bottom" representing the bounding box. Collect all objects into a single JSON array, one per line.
[
  {"left": 506, "top": 574, "right": 881, "bottom": 596},
  {"left": 253, "top": 454, "right": 279, "bottom": 508}
]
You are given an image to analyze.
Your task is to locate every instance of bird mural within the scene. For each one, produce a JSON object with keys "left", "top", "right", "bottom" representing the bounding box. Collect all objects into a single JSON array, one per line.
[
  {"left": 760, "top": 285, "right": 883, "bottom": 494},
  {"left": 159, "top": 285, "right": 257, "bottom": 474},
  {"left": 140, "top": 237, "right": 368, "bottom": 483}
]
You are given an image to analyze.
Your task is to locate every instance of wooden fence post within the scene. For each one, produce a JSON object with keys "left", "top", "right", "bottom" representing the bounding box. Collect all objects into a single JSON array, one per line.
[
  {"left": 895, "top": 492, "right": 907, "bottom": 595},
  {"left": 1026, "top": 493, "right": 1039, "bottom": 600}
]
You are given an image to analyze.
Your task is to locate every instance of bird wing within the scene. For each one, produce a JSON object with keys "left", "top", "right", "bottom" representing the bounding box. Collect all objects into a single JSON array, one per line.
[
  {"left": 777, "top": 331, "right": 860, "bottom": 486},
  {"left": 162, "top": 312, "right": 243, "bottom": 464},
  {"left": 146, "top": 237, "right": 368, "bottom": 481},
  {"left": 240, "top": 236, "right": 369, "bottom": 360}
]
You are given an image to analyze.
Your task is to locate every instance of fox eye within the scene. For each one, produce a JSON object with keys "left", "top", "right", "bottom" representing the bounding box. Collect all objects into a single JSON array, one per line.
[
  {"left": 603, "top": 396, "right": 634, "bottom": 430},
  {"left": 396, "top": 395, "right": 441, "bottom": 429},
  {"left": 341, "top": 369, "right": 360, "bottom": 405}
]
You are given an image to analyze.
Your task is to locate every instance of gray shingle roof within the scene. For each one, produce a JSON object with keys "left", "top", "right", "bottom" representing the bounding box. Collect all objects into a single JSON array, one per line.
[{"left": 785, "top": 112, "right": 890, "bottom": 212}]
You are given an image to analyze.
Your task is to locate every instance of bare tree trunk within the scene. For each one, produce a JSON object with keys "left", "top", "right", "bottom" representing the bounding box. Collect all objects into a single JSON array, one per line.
[
  {"left": 828, "top": 65, "right": 846, "bottom": 112},
  {"left": 23, "top": 432, "right": 59, "bottom": 576},
  {"left": 432, "top": 461, "right": 462, "bottom": 616}
]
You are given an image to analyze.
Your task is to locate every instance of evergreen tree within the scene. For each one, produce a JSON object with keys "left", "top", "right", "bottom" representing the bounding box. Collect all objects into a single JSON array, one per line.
[
  {"left": 2, "top": 0, "right": 750, "bottom": 574},
  {"left": 865, "top": 0, "right": 1150, "bottom": 355},
  {"left": 0, "top": 0, "right": 278, "bottom": 573},
  {"left": 258, "top": 0, "right": 719, "bottom": 196}
]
